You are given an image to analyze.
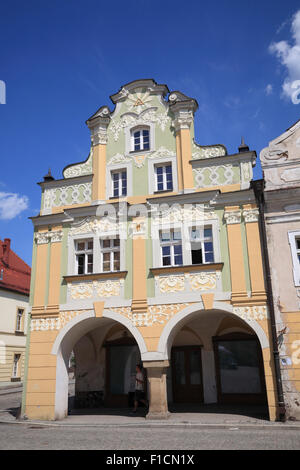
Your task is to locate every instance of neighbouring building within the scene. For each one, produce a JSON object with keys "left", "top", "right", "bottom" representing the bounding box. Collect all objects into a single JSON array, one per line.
[
  {"left": 260, "top": 120, "right": 300, "bottom": 420},
  {"left": 0, "top": 238, "right": 31, "bottom": 383},
  {"left": 22, "top": 79, "right": 282, "bottom": 421}
]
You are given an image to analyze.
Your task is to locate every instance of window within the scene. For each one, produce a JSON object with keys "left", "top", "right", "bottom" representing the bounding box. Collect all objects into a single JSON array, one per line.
[
  {"left": 101, "top": 238, "right": 120, "bottom": 272},
  {"left": 190, "top": 227, "right": 214, "bottom": 264},
  {"left": 111, "top": 170, "right": 127, "bottom": 197},
  {"left": 155, "top": 164, "right": 173, "bottom": 192},
  {"left": 75, "top": 239, "right": 93, "bottom": 274},
  {"left": 160, "top": 230, "right": 183, "bottom": 267},
  {"left": 296, "top": 237, "right": 300, "bottom": 264},
  {"left": 288, "top": 231, "right": 300, "bottom": 286},
  {"left": 16, "top": 308, "right": 24, "bottom": 332},
  {"left": 131, "top": 128, "right": 150, "bottom": 152},
  {"left": 12, "top": 354, "right": 21, "bottom": 378}
]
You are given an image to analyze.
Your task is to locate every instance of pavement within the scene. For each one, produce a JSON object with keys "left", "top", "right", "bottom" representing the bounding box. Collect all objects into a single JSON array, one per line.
[{"left": 0, "top": 382, "right": 299, "bottom": 430}]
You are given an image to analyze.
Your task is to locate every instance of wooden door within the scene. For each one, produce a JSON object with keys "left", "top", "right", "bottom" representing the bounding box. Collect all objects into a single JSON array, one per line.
[{"left": 171, "top": 346, "right": 203, "bottom": 403}]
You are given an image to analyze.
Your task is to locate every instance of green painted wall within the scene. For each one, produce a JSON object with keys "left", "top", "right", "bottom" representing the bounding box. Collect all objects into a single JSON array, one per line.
[{"left": 216, "top": 209, "right": 232, "bottom": 292}]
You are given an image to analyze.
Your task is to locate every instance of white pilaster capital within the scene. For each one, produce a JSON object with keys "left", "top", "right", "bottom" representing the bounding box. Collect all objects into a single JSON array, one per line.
[{"left": 224, "top": 209, "right": 242, "bottom": 225}]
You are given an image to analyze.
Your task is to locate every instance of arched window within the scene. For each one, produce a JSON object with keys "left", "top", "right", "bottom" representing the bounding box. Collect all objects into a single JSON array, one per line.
[{"left": 131, "top": 127, "right": 150, "bottom": 152}]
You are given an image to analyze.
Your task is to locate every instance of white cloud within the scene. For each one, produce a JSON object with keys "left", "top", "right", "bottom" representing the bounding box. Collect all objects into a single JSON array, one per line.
[
  {"left": 265, "top": 84, "right": 273, "bottom": 95},
  {"left": 0, "top": 192, "right": 29, "bottom": 220},
  {"left": 269, "top": 10, "right": 300, "bottom": 103}
]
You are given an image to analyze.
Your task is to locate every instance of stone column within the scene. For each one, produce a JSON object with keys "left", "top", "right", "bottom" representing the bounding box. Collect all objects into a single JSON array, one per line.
[{"left": 143, "top": 360, "right": 170, "bottom": 420}]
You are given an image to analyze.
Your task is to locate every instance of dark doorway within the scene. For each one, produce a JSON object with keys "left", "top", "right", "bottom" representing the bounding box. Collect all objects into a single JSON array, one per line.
[
  {"left": 171, "top": 346, "right": 204, "bottom": 403},
  {"left": 213, "top": 333, "right": 267, "bottom": 405},
  {"left": 104, "top": 337, "right": 141, "bottom": 407}
]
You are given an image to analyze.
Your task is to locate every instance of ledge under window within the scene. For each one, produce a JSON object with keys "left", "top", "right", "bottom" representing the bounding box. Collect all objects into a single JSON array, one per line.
[
  {"left": 150, "top": 263, "right": 224, "bottom": 276},
  {"left": 64, "top": 271, "right": 128, "bottom": 283}
]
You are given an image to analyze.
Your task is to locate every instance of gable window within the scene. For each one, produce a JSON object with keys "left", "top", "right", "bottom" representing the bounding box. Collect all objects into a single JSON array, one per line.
[
  {"left": 101, "top": 238, "right": 120, "bottom": 272},
  {"left": 155, "top": 164, "right": 173, "bottom": 192},
  {"left": 75, "top": 239, "right": 93, "bottom": 274},
  {"left": 131, "top": 128, "right": 150, "bottom": 152},
  {"left": 160, "top": 230, "right": 183, "bottom": 266},
  {"left": 16, "top": 308, "right": 24, "bottom": 332},
  {"left": 190, "top": 227, "right": 214, "bottom": 264},
  {"left": 111, "top": 170, "right": 127, "bottom": 197}
]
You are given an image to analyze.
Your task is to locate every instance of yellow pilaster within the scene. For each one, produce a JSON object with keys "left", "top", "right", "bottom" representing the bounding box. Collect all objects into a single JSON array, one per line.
[
  {"left": 224, "top": 206, "right": 248, "bottom": 302},
  {"left": 92, "top": 143, "right": 106, "bottom": 201},
  {"left": 131, "top": 218, "right": 148, "bottom": 313},
  {"left": 243, "top": 204, "right": 267, "bottom": 302},
  {"left": 47, "top": 229, "right": 63, "bottom": 314},
  {"left": 32, "top": 235, "right": 48, "bottom": 312}
]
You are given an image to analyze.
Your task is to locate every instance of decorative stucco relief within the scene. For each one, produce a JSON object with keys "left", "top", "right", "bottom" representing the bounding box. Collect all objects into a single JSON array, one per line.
[
  {"left": 43, "top": 182, "right": 92, "bottom": 211},
  {"left": 156, "top": 271, "right": 221, "bottom": 294},
  {"left": 109, "top": 303, "right": 190, "bottom": 327},
  {"left": 109, "top": 108, "right": 170, "bottom": 142},
  {"left": 152, "top": 204, "right": 217, "bottom": 226},
  {"left": 187, "top": 272, "right": 221, "bottom": 291},
  {"left": 193, "top": 164, "right": 235, "bottom": 188},
  {"left": 233, "top": 305, "right": 268, "bottom": 321},
  {"left": 31, "top": 317, "right": 61, "bottom": 331},
  {"left": 107, "top": 146, "right": 175, "bottom": 169},
  {"left": 157, "top": 275, "right": 186, "bottom": 293},
  {"left": 192, "top": 141, "right": 226, "bottom": 159},
  {"left": 68, "top": 279, "right": 124, "bottom": 300},
  {"left": 94, "top": 279, "right": 123, "bottom": 298},
  {"left": 63, "top": 150, "right": 93, "bottom": 178},
  {"left": 69, "top": 216, "right": 126, "bottom": 237},
  {"left": 242, "top": 208, "right": 259, "bottom": 223},
  {"left": 35, "top": 230, "right": 63, "bottom": 245},
  {"left": 224, "top": 209, "right": 242, "bottom": 225}
]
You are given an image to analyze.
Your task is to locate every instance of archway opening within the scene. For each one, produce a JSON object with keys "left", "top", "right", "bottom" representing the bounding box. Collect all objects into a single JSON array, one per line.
[
  {"left": 166, "top": 309, "right": 269, "bottom": 419},
  {"left": 54, "top": 315, "right": 144, "bottom": 419}
]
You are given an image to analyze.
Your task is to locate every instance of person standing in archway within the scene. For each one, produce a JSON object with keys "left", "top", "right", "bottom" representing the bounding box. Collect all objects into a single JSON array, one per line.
[{"left": 131, "top": 364, "right": 148, "bottom": 414}]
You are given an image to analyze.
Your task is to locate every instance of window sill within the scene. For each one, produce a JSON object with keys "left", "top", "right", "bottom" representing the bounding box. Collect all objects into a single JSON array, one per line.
[
  {"left": 153, "top": 189, "right": 174, "bottom": 194},
  {"left": 129, "top": 149, "right": 151, "bottom": 155},
  {"left": 150, "top": 262, "right": 223, "bottom": 276},
  {"left": 64, "top": 271, "right": 128, "bottom": 282}
]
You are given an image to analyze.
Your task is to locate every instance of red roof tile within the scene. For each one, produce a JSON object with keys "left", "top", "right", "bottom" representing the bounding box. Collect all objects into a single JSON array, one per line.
[{"left": 0, "top": 239, "right": 31, "bottom": 296}]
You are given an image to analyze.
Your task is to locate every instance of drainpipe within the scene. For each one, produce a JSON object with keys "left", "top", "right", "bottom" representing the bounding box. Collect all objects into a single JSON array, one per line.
[{"left": 251, "top": 179, "right": 286, "bottom": 421}]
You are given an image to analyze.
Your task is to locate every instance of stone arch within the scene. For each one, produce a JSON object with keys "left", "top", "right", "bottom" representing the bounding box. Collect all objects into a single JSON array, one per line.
[
  {"left": 51, "top": 309, "right": 148, "bottom": 419},
  {"left": 156, "top": 302, "right": 269, "bottom": 361}
]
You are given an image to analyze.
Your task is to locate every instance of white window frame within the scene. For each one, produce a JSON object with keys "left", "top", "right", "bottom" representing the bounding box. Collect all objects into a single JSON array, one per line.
[
  {"left": 15, "top": 308, "right": 24, "bottom": 332},
  {"left": 111, "top": 169, "right": 127, "bottom": 198},
  {"left": 100, "top": 237, "right": 121, "bottom": 272},
  {"left": 151, "top": 215, "right": 220, "bottom": 269},
  {"left": 106, "top": 162, "right": 133, "bottom": 199},
  {"left": 74, "top": 238, "right": 94, "bottom": 275},
  {"left": 288, "top": 231, "right": 300, "bottom": 286},
  {"left": 148, "top": 155, "right": 178, "bottom": 195},
  {"left": 12, "top": 354, "right": 21, "bottom": 378},
  {"left": 159, "top": 229, "right": 183, "bottom": 267},
  {"left": 154, "top": 163, "right": 173, "bottom": 192},
  {"left": 124, "top": 120, "right": 155, "bottom": 156},
  {"left": 131, "top": 126, "right": 150, "bottom": 152},
  {"left": 68, "top": 229, "right": 126, "bottom": 276},
  {"left": 189, "top": 225, "right": 215, "bottom": 265}
]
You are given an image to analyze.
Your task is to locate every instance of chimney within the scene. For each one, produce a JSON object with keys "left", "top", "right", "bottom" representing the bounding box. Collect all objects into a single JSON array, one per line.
[{"left": 3, "top": 238, "right": 11, "bottom": 265}]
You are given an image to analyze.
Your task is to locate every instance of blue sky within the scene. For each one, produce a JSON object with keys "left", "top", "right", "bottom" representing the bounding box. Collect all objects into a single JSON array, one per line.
[{"left": 0, "top": 0, "right": 300, "bottom": 266}]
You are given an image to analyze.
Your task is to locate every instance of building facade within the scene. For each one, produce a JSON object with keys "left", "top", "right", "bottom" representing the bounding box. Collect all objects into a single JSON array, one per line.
[
  {"left": 0, "top": 238, "right": 31, "bottom": 383},
  {"left": 260, "top": 120, "right": 300, "bottom": 420},
  {"left": 22, "top": 79, "right": 280, "bottom": 421}
]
